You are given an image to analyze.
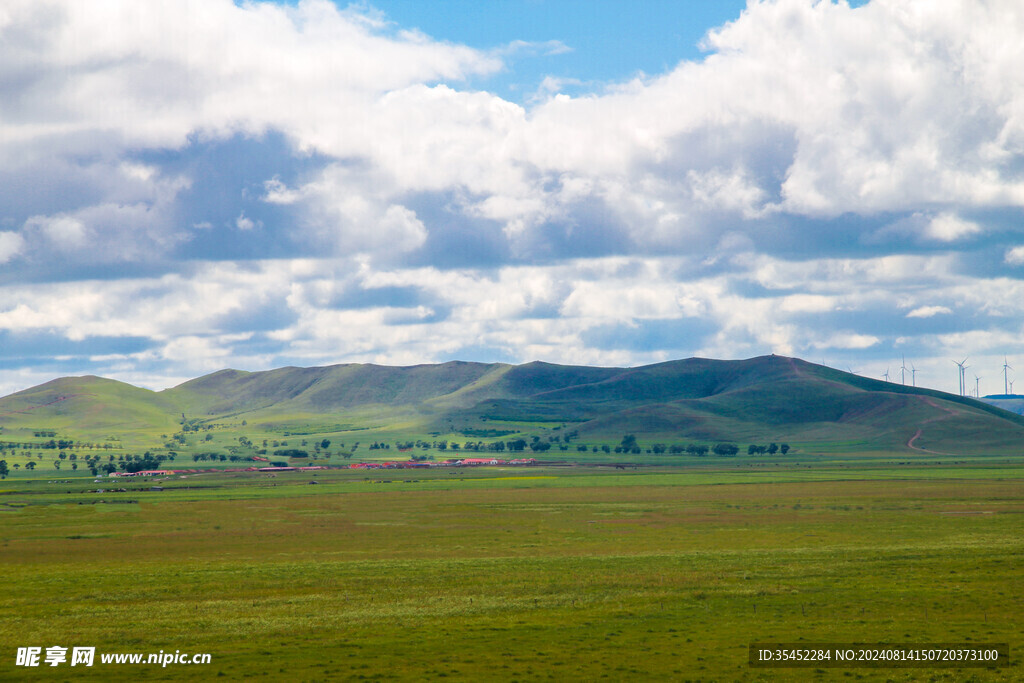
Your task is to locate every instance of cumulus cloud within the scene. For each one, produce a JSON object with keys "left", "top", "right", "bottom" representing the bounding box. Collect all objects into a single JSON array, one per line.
[
  {"left": 6, "top": 0, "right": 1024, "bottom": 264},
  {"left": 24, "top": 214, "right": 88, "bottom": 250},
  {"left": 907, "top": 305, "right": 952, "bottom": 318},
  {"left": 0, "top": 231, "right": 25, "bottom": 263},
  {"left": 235, "top": 212, "right": 256, "bottom": 231},
  {"left": 0, "top": 0, "right": 501, "bottom": 152},
  {"left": 2, "top": 0, "right": 1024, "bottom": 396},
  {"left": 814, "top": 333, "right": 881, "bottom": 350},
  {"left": 1005, "top": 246, "right": 1024, "bottom": 265},
  {"left": 923, "top": 213, "right": 982, "bottom": 242}
]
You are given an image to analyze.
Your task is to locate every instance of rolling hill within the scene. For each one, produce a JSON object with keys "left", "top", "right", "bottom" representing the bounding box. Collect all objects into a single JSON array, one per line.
[
  {"left": 980, "top": 395, "right": 1024, "bottom": 416},
  {"left": 2, "top": 355, "right": 1023, "bottom": 454}
]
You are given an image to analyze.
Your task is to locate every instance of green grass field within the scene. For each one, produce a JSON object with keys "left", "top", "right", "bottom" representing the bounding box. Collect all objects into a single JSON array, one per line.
[{"left": 0, "top": 462, "right": 1021, "bottom": 681}]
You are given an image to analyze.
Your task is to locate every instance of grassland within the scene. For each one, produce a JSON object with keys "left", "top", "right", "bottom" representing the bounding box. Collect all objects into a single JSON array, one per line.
[{"left": 0, "top": 462, "right": 1021, "bottom": 681}]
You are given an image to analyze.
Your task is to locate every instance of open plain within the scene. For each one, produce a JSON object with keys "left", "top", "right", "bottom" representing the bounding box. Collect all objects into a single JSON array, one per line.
[{"left": 1, "top": 459, "right": 1021, "bottom": 681}]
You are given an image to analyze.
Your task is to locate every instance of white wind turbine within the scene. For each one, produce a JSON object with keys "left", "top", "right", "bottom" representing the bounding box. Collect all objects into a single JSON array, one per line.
[
  {"left": 1003, "top": 357, "right": 1013, "bottom": 396},
  {"left": 952, "top": 358, "right": 968, "bottom": 396}
]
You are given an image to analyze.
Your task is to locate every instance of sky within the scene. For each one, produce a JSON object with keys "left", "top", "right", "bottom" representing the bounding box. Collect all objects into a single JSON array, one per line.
[{"left": 1, "top": 0, "right": 1023, "bottom": 398}]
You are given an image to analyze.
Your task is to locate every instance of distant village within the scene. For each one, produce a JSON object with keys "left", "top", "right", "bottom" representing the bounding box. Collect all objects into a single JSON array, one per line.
[{"left": 106, "top": 457, "right": 539, "bottom": 477}]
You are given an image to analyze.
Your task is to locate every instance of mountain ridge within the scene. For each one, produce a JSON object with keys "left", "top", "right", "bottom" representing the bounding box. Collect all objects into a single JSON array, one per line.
[{"left": 2, "top": 355, "right": 1023, "bottom": 454}]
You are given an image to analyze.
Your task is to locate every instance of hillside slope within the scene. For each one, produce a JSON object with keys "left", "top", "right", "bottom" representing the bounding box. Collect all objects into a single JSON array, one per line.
[
  {"left": 0, "top": 376, "right": 180, "bottom": 438},
  {"left": 1, "top": 355, "right": 1022, "bottom": 454},
  {"left": 980, "top": 396, "right": 1024, "bottom": 416},
  {"left": 443, "top": 356, "right": 1024, "bottom": 453}
]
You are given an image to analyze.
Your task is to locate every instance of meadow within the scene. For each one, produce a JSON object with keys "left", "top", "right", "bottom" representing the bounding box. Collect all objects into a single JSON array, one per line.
[{"left": 0, "top": 462, "right": 1020, "bottom": 681}]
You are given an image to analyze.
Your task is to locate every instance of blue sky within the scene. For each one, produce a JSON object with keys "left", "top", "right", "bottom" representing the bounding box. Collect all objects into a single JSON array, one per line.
[
  {"left": 0, "top": 0, "right": 1022, "bottom": 398},
  {"left": 365, "top": 0, "right": 749, "bottom": 99}
]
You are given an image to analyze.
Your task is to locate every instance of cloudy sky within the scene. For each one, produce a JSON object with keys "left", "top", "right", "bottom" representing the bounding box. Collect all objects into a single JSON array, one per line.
[{"left": 2, "top": 0, "right": 1023, "bottom": 398}]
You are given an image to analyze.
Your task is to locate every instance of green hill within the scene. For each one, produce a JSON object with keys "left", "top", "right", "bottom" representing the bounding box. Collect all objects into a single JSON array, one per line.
[
  {"left": 0, "top": 376, "right": 181, "bottom": 445},
  {"left": 980, "top": 395, "right": 1024, "bottom": 416},
  {"left": 2, "top": 355, "right": 1023, "bottom": 455}
]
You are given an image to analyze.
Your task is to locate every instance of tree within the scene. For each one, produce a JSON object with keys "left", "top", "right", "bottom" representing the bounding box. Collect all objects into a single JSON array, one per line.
[
  {"left": 712, "top": 443, "right": 739, "bottom": 456},
  {"left": 780, "top": 443, "right": 790, "bottom": 455},
  {"left": 620, "top": 434, "right": 637, "bottom": 451},
  {"left": 273, "top": 449, "right": 308, "bottom": 458},
  {"left": 0, "top": 460, "right": 7, "bottom": 479},
  {"left": 25, "top": 461, "right": 36, "bottom": 471},
  {"left": 767, "top": 443, "right": 779, "bottom": 455},
  {"left": 320, "top": 439, "right": 331, "bottom": 450}
]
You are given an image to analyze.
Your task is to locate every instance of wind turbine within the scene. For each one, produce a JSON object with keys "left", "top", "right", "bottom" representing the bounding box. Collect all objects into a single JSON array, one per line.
[
  {"left": 974, "top": 374, "right": 981, "bottom": 398},
  {"left": 911, "top": 363, "right": 918, "bottom": 387},
  {"left": 952, "top": 358, "right": 968, "bottom": 396},
  {"left": 900, "top": 355, "right": 908, "bottom": 385},
  {"left": 1003, "top": 357, "right": 1013, "bottom": 396},
  {"left": 882, "top": 368, "right": 891, "bottom": 383}
]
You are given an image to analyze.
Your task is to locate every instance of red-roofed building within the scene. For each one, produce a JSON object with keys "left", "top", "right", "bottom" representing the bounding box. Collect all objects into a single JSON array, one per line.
[{"left": 459, "top": 458, "right": 503, "bottom": 466}]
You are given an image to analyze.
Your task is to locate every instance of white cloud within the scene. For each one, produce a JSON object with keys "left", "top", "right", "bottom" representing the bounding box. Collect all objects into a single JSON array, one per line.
[
  {"left": 499, "top": 39, "right": 572, "bottom": 58},
  {"left": 21, "top": 201, "right": 186, "bottom": 262},
  {"left": 0, "top": 231, "right": 25, "bottom": 262},
  {"left": 528, "top": 76, "right": 585, "bottom": 104},
  {"left": 0, "top": 0, "right": 501, "bottom": 153},
  {"left": 24, "top": 214, "right": 88, "bottom": 249},
  {"left": 906, "top": 305, "right": 952, "bottom": 318},
  {"left": 5, "top": 0, "right": 1024, "bottom": 260},
  {"left": 815, "top": 333, "right": 880, "bottom": 350},
  {"left": 779, "top": 294, "right": 835, "bottom": 314},
  {"left": 923, "top": 213, "right": 982, "bottom": 242},
  {"left": 1005, "top": 246, "right": 1024, "bottom": 265},
  {"left": 378, "top": 205, "right": 427, "bottom": 252},
  {"left": 3, "top": 0, "right": 1024, "bottom": 398},
  {"left": 235, "top": 212, "right": 256, "bottom": 231}
]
